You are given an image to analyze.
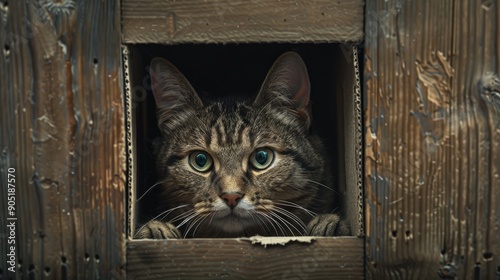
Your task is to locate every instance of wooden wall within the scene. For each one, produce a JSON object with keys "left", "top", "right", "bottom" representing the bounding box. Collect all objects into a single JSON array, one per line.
[
  {"left": 2, "top": 0, "right": 499, "bottom": 279},
  {"left": 0, "top": 0, "right": 126, "bottom": 278},
  {"left": 364, "top": 0, "right": 500, "bottom": 279}
]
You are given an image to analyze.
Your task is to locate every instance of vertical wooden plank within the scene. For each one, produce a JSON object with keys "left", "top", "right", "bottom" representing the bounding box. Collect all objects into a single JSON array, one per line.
[
  {"left": 452, "top": 1, "right": 500, "bottom": 278},
  {"left": 365, "top": 0, "right": 499, "bottom": 279},
  {"left": 0, "top": 0, "right": 125, "bottom": 279},
  {"left": 1, "top": 1, "right": 40, "bottom": 279}
]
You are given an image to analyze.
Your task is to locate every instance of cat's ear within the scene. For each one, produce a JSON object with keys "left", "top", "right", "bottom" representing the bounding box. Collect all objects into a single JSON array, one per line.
[
  {"left": 150, "top": 58, "right": 203, "bottom": 123},
  {"left": 254, "top": 52, "right": 311, "bottom": 128}
]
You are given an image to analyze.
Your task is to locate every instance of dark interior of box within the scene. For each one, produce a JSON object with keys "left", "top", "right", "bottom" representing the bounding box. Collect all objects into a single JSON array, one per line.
[{"left": 127, "top": 43, "right": 359, "bottom": 236}]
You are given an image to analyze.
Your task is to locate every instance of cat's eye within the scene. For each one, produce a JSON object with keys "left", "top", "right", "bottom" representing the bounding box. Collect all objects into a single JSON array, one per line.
[
  {"left": 189, "top": 151, "right": 213, "bottom": 172},
  {"left": 249, "top": 148, "right": 274, "bottom": 170}
]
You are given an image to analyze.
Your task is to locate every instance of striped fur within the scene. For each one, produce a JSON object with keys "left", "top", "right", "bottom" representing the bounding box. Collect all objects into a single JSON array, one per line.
[{"left": 136, "top": 52, "right": 349, "bottom": 238}]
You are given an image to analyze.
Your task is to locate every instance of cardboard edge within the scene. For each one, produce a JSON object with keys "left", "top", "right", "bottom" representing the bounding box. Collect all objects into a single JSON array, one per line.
[
  {"left": 122, "top": 45, "right": 136, "bottom": 238},
  {"left": 352, "top": 45, "right": 364, "bottom": 237}
]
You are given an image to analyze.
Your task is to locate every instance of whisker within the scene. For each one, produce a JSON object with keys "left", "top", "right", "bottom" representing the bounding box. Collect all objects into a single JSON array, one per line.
[
  {"left": 248, "top": 210, "right": 270, "bottom": 235},
  {"left": 184, "top": 213, "right": 209, "bottom": 238},
  {"left": 213, "top": 219, "right": 224, "bottom": 238},
  {"left": 275, "top": 200, "right": 316, "bottom": 217},
  {"left": 271, "top": 207, "right": 301, "bottom": 236},
  {"left": 158, "top": 204, "right": 190, "bottom": 220},
  {"left": 192, "top": 213, "right": 212, "bottom": 237},
  {"left": 208, "top": 210, "right": 217, "bottom": 225},
  {"left": 137, "top": 179, "right": 167, "bottom": 201},
  {"left": 257, "top": 209, "right": 286, "bottom": 236},
  {"left": 169, "top": 209, "right": 196, "bottom": 224},
  {"left": 256, "top": 212, "right": 284, "bottom": 236},
  {"left": 268, "top": 211, "right": 296, "bottom": 236},
  {"left": 176, "top": 212, "right": 199, "bottom": 229},
  {"left": 272, "top": 206, "right": 307, "bottom": 234},
  {"left": 305, "top": 179, "right": 336, "bottom": 193}
]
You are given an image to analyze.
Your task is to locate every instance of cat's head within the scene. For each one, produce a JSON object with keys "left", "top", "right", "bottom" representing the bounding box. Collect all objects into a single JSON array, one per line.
[{"left": 149, "top": 52, "right": 331, "bottom": 237}]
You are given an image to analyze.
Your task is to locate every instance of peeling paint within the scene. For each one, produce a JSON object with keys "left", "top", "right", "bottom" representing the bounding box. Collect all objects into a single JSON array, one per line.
[
  {"left": 412, "top": 52, "right": 454, "bottom": 154},
  {"left": 415, "top": 52, "right": 453, "bottom": 109},
  {"left": 240, "top": 236, "right": 315, "bottom": 247},
  {"left": 58, "top": 40, "right": 67, "bottom": 55},
  {"left": 33, "top": 114, "right": 58, "bottom": 142}
]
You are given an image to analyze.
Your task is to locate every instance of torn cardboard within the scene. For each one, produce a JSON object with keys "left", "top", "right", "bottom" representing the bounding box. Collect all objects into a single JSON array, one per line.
[{"left": 240, "top": 236, "right": 316, "bottom": 247}]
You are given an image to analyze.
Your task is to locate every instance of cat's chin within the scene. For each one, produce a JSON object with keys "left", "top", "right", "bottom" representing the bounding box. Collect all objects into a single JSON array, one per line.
[
  {"left": 208, "top": 212, "right": 255, "bottom": 234},
  {"left": 218, "top": 219, "right": 245, "bottom": 233}
]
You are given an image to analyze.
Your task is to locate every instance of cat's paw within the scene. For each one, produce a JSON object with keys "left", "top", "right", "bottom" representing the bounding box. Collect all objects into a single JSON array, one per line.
[
  {"left": 135, "top": 220, "right": 181, "bottom": 239},
  {"left": 307, "top": 214, "right": 350, "bottom": 236}
]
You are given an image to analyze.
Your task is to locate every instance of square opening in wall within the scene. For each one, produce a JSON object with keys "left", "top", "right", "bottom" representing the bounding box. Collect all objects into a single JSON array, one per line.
[{"left": 123, "top": 43, "right": 362, "bottom": 240}]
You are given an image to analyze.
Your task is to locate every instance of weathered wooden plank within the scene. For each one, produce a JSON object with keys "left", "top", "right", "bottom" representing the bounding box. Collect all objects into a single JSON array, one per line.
[
  {"left": 127, "top": 237, "right": 364, "bottom": 279},
  {"left": 0, "top": 0, "right": 126, "bottom": 279},
  {"left": 0, "top": 1, "right": 37, "bottom": 278},
  {"left": 365, "top": 0, "right": 500, "bottom": 279},
  {"left": 121, "top": 0, "right": 364, "bottom": 44},
  {"left": 1, "top": 2, "right": 43, "bottom": 279}
]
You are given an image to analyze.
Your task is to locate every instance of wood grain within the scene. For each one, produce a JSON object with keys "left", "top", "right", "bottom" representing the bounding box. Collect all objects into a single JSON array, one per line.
[
  {"left": 121, "top": 0, "right": 364, "bottom": 44},
  {"left": 364, "top": 0, "right": 500, "bottom": 279},
  {"left": 0, "top": 0, "right": 126, "bottom": 278},
  {"left": 127, "top": 237, "right": 364, "bottom": 279}
]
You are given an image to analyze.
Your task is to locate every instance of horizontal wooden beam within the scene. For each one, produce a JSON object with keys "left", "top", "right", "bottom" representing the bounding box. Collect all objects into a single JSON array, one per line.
[
  {"left": 127, "top": 237, "right": 364, "bottom": 279},
  {"left": 121, "top": 0, "right": 364, "bottom": 44}
]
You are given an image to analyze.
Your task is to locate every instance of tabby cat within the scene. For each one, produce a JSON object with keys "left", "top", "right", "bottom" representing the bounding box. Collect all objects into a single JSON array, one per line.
[{"left": 136, "top": 52, "right": 350, "bottom": 239}]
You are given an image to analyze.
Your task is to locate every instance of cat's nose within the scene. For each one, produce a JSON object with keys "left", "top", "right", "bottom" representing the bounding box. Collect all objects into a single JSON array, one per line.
[{"left": 220, "top": 193, "right": 243, "bottom": 208}]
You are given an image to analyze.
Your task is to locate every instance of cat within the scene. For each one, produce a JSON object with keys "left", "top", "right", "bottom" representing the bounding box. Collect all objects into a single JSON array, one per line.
[{"left": 135, "top": 52, "right": 350, "bottom": 239}]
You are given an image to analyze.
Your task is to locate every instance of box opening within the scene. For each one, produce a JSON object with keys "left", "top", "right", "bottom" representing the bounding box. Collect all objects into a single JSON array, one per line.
[{"left": 123, "top": 43, "right": 362, "bottom": 238}]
